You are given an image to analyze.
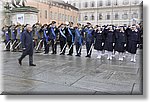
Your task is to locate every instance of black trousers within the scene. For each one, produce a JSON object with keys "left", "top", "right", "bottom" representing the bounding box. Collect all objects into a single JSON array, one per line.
[
  {"left": 67, "top": 41, "right": 73, "bottom": 55},
  {"left": 51, "top": 39, "right": 57, "bottom": 54},
  {"left": 86, "top": 42, "right": 92, "bottom": 56},
  {"left": 19, "top": 50, "right": 33, "bottom": 65},
  {"left": 76, "top": 42, "right": 81, "bottom": 55},
  {"left": 44, "top": 40, "right": 50, "bottom": 54},
  {"left": 60, "top": 40, "right": 66, "bottom": 54}
]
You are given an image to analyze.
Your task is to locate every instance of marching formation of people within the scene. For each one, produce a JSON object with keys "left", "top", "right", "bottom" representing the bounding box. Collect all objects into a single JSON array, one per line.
[{"left": 2, "top": 21, "right": 143, "bottom": 63}]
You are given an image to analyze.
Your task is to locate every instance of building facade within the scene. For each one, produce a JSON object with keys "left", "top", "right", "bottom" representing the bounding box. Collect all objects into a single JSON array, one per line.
[
  {"left": 68, "top": 0, "right": 143, "bottom": 26},
  {"left": 2, "top": 0, "right": 79, "bottom": 26},
  {"left": 26, "top": 0, "right": 79, "bottom": 25}
]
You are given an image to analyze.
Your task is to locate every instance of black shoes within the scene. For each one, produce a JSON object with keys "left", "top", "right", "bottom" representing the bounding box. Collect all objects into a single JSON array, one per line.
[
  {"left": 67, "top": 54, "right": 72, "bottom": 56},
  {"left": 29, "top": 64, "right": 36, "bottom": 66},
  {"left": 75, "top": 55, "right": 81, "bottom": 57},
  {"left": 60, "top": 53, "right": 65, "bottom": 55},
  {"left": 18, "top": 59, "right": 22, "bottom": 66},
  {"left": 85, "top": 55, "right": 91, "bottom": 58}
]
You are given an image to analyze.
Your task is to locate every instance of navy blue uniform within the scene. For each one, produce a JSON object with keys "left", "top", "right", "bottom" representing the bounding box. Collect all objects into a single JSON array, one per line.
[
  {"left": 74, "top": 28, "right": 82, "bottom": 56},
  {"left": 59, "top": 28, "right": 67, "bottom": 55},
  {"left": 19, "top": 30, "right": 34, "bottom": 65},
  {"left": 66, "top": 27, "right": 75, "bottom": 55},
  {"left": 114, "top": 30, "right": 127, "bottom": 52},
  {"left": 104, "top": 30, "right": 115, "bottom": 52},
  {"left": 85, "top": 27, "right": 94, "bottom": 57},
  {"left": 94, "top": 30, "right": 104, "bottom": 51},
  {"left": 127, "top": 30, "right": 140, "bottom": 54},
  {"left": 43, "top": 28, "right": 50, "bottom": 54},
  {"left": 49, "top": 27, "right": 58, "bottom": 54}
]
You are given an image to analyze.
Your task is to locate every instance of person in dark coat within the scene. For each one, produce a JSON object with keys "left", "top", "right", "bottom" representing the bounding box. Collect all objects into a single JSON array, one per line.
[
  {"left": 94, "top": 26, "right": 105, "bottom": 59},
  {"left": 127, "top": 25, "right": 140, "bottom": 62},
  {"left": 74, "top": 23, "right": 83, "bottom": 57},
  {"left": 66, "top": 22, "right": 75, "bottom": 56},
  {"left": 18, "top": 24, "right": 36, "bottom": 66},
  {"left": 104, "top": 25, "right": 115, "bottom": 60},
  {"left": 49, "top": 21, "right": 58, "bottom": 54},
  {"left": 84, "top": 23, "right": 94, "bottom": 58},
  {"left": 59, "top": 23, "right": 67, "bottom": 55},
  {"left": 114, "top": 26, "right": 127, "bottom": 61}
]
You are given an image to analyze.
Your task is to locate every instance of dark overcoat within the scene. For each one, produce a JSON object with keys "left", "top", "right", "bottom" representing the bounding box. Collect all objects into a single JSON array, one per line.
[
  {"left": 94, "top": 30, "right": 104, "bottom": 51},
  {"left": 21, "top": 30, "right": 34, "bottom": 55}
]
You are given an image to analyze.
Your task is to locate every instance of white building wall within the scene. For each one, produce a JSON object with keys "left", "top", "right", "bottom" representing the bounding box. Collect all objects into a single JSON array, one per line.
[{"left": 69, "top": 0, "right": 143, "bottom": 26}]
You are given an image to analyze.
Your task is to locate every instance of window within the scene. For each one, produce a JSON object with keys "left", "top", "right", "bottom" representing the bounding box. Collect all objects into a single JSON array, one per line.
[
  {"left": 84, "top": 2, "right": 88, "bottom": 8},
  {"left": 115, "top": 13, "right": 119, "bottom": 20},
  {"left": 106, "top": 0, "right": 111, "bottom": 6},
  {"left": 40, "top": 10, "right": 42, "bottom": 18},
  {"left": 79, "top": 14, "right": 81, "bottom": 21},
  {"left": 84, "top": 13, "right": 88, "bottom": 21},
  {"left": 98, "top": 0, "right": 103, "bottom": 6},
  {"left": 132, "top": 11, "right": 138, "bottom": 18},
  {"left": 106, "top": 14, "right": 110, "bottom": 20},
  {"left": 91, "top": 14, "right": 95, "bottom": 20},
  {"left": 91, "top": 1, "right": 95, "bottom": 7},
  {"left": 123, "top": 0, "right": 129, "bottom": 5},
  {"left": 79, "top": 3, "right": 81, "bottom": 8},
  {"left": 73, "top": 3, "right": 76, "bottom": 7},
  {"left": 132, "top": 0, "right": 139, "bottom": 5},
  {"left": 98, "top": 13, "right": 103, "bottom": 20},
  {"left": 45, "top": 10, "right": 47, "bottom": 19},
  {"left": 114, "top": 0, "right": 118, "bottom": 6},
  {"left": 122, "top": 13, "right": 128, "bottom": 19}
]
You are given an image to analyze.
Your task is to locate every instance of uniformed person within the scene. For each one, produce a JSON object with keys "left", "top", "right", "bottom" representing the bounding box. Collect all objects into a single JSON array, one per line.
[
  {"left": 127, "top": 25, "right": 140, "bottom": 62},
  {"left": 103, "top": 25, "right": 115, "bottom": 60},
  {"left": 59, "top": 23, "right": 67, "bottom": 55},
  {"left": 114, "top": 26, "right": 127, "bottom": 61},
  {"left": 18, "top": 24, "right": 36, "bottom": 66},
  {"left": 94, "top": 26, "right": 105, "bottom": 59},
  {"left": 84, "top": 22, "right": 94, "bottom": 58},
  {"left": 49, "top": 21, "right": 58, "bottom": 54},
  {"left": 2, "top": 25, "right": 11, "bottom": 51},
  {"left": 10, "top": 24, "right": 17, "bottom": 51},
  {"left": 66, "top": 22, "right": 75, "bottom": 56},
  {"left": 43, "top": 24, "right": 50, "bottom": 54},
  {"left": 74, "top": 23, "right": 83, "bottom": 57}
]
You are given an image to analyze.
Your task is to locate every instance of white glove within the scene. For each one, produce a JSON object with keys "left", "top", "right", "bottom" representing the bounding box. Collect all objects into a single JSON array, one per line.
[
  {"left": 124, "top": 44, "right": 126, "bottom": 47},
  {"left": 23, "top": 48, "right": 26, "bottom": 50},
  {"left": 113, "top": 43, "right": 115, "bottom": 46},
  {"left": 102, "top": 43, "right": 104, "bottom": 46},
  {"left": 137, "top": 44, "right": 139, "bottom": 47}
]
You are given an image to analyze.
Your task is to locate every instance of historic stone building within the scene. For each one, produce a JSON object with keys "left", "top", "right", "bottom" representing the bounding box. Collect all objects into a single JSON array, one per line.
[
  {"left": 68, "top": 0, "right": 143, "bottom": 26},
  {"left": 1, "top": 0, "right": 79, "bottom": 26}
]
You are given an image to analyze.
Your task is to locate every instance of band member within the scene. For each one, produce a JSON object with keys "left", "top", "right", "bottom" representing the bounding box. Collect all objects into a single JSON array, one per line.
[
  {"left": 43, "top": 24, "right": 50, "bottom": 54},
  {"left": 94, "top": 26, "right": 105, "bottom": 59},
  {"left": 49, "top": 21, "right": 58, "bottom": 54},
  {"left": 59, "top": 23, "right": 67, "bottom": 55},
  {"left": 18, "top": 24, "right": 36, "bottom": 66},
  {"left": 66, "top": 22, "right": 75, "bottom": 56},
  {"left": 114, "top": 26, "right": 127, "bottom": 61},
  {"left": 74, "top": 23, "right": 83, "bottom": 57},
  {"left": 127, "top": 25, "right": 140, "bottom": 62},
  {"left": 84, "top": 22, "right": 94, "bottom": 58},
  {"left": 104, "top": 25, "right": 115, "bottom": 60}
]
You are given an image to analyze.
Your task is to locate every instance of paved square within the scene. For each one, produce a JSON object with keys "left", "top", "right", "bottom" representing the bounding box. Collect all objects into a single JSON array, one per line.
[{"left": 1, "top": 47, "right": 143, "bottom": 95}]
